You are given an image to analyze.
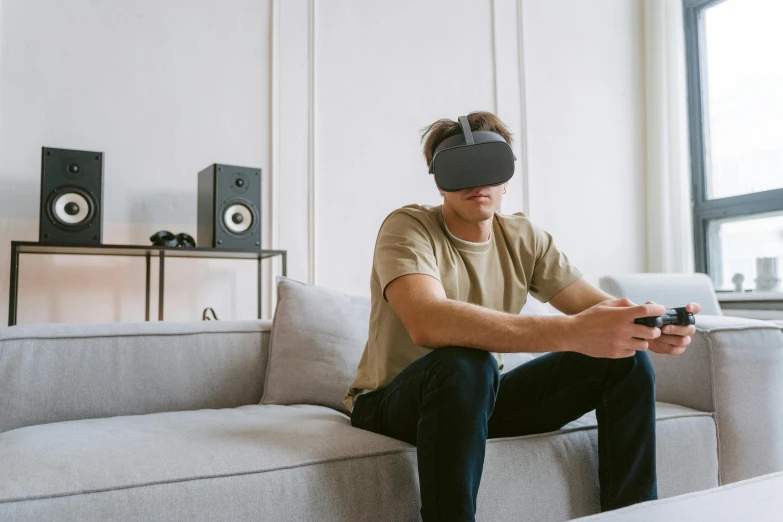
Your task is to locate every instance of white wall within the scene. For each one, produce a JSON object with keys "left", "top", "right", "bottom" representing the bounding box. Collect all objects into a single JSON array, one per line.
[
  {"left": 0, "top": 0, "right": 647, "bottom": 326},
  {"left": 315, "top": 0, "right": 499, "bottom": 292},
  {"left": 522, "top": 0, "right": 647, "bottom": 280}
]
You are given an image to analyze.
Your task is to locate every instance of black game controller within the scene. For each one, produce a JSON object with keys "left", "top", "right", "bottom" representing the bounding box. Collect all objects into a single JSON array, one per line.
[{"left": 634, "top": 307, "right": 695, "bottom": 328}]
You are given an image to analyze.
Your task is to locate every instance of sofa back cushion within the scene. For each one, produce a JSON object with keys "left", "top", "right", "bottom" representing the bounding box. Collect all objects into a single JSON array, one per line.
[
  {"left": 260, "top": 276, "right": 370, "bottom": 414},
  {"left": 0, "top": 320, "right": 270, "bottom": 434}
]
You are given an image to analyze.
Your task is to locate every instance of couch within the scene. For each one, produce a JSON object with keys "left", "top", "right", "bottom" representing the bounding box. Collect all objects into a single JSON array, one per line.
[{"left": 2, "top": 275, "right": 783, "bottom": 521}]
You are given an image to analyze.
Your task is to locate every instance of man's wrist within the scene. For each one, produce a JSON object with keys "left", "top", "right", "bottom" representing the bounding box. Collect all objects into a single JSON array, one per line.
[{"left": 547, "top": 315, "right": 577, "bottom": 353}]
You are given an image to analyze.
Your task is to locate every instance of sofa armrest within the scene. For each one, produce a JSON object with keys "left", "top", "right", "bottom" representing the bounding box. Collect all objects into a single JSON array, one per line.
[
  {"left": 0, "top": 320, "right": 272, "bottom": 434},
  {"left": 599, "top": 273, "right": 723, "bottom": 316},
  {"left": 650, "top": 314, "right": 783, "bottom": 485}
]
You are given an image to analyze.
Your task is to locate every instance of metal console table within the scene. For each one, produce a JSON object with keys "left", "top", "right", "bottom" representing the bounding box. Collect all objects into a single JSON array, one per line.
[{"left": 7, "top": 241, "right": 287, "bottom": 326}]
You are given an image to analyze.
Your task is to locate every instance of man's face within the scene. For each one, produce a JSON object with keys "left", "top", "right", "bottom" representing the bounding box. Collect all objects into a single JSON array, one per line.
[{"left": 441, "top": 182, "right": 506, "bottom": 221}]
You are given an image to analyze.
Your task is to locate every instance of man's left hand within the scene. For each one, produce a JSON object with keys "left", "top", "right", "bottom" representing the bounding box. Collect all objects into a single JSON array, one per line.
[{"left": 644, "top": 302, "right": 701, "bottom": 355}]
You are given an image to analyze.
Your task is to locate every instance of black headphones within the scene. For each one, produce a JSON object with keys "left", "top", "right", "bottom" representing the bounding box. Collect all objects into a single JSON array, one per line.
[{"left": 150, "top": 230, "right": 196, "bottom": 248}]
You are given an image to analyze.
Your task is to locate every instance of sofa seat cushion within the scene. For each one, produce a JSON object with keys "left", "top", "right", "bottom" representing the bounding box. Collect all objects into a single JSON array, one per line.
[
  {"left": 0, "top": 404, "right": 395, "bottom": 502},
  {"left": 0, "top": 403, "right": 718, "bottom": 522}
]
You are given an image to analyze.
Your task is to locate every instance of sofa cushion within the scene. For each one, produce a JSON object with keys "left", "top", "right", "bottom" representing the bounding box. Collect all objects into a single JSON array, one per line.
[
  {"left": 0, "top": 319, "right": 270, "bottom": 434},
  {"left": 0, "top": 402, "right": 718, "bottom": 521},
  {"left": 261, "top": 276, "right": 371, "bottom": 414}
]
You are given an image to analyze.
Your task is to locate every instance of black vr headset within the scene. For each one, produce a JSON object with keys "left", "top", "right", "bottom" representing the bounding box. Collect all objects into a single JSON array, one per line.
[{"left": 428, "top": 115, "right": 516, "bottom": 192}]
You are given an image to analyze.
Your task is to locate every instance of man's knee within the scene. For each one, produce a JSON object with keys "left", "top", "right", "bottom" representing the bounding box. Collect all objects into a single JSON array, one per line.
[
  {"left": 430, "top": 346, "right": 500, "bottom": 377},
  {"left": 610, "top": 350, "right": 656, "bottom": 391},
  {"left": 426, "top": 346, "right": 500, "bottom": 396},
  {"left": 631, "top": 350, "right": 655, "bottom": 381}
]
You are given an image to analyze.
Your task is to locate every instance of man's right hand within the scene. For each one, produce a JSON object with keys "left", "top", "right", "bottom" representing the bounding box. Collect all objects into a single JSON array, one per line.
[{"left": 564, "top": 298, "right": 666, "bottom": 359}]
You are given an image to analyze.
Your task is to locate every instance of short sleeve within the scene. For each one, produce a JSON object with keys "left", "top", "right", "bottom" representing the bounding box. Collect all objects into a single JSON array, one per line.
[
  {"left": 528, "top": 222, "right": 583, "bottom": 303},
  {"left": 374, "top": 211, "right": 441, "bottom": 302}
]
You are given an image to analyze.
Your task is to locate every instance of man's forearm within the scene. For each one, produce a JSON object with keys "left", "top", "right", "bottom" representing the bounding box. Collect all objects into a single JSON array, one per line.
[
  {"left": 416, "top": 299, "right": 572, "bottom": 354},
  {"left": 547, "top": 277, "right": 615, "bottom": 316}
]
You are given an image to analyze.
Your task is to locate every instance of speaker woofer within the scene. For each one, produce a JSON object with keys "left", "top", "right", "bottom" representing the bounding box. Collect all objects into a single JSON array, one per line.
[
  {"left": 54, "top": 192, "right": 90, "bottom": 224},
  {"left": 46, "top": 187, "right": 95, "bottom": 229},
  {"left": 223, "top": 203, "right": 253, "bottom": 234}
]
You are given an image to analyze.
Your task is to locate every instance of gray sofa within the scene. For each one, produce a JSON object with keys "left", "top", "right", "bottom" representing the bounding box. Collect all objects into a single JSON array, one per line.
[{"left": 2, "top": 283, "right": 783, "bottom": 521}]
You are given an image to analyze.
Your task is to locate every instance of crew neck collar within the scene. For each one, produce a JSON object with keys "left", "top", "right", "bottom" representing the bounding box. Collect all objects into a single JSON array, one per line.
[{"left": 440, "top": 206, "right": 493, "bottom": 253}]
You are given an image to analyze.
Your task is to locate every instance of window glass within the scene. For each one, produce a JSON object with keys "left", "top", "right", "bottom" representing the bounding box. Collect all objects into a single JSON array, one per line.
[{"left": 702, "top": 0, "right": 783, "bottom": 199}]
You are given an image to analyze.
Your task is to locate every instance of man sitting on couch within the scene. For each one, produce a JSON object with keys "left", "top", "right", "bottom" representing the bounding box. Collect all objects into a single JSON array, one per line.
[{"left": 344, "top": 111, "right": 701, "bottom": 522}]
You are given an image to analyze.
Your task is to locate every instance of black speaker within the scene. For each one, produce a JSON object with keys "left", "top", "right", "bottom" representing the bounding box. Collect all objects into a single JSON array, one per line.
[
  {"left": 197, "top": 164, "right": 262, "bottom": 250},
  {"left": 39, "top": 147, "right": 104, "bottom": 245}
]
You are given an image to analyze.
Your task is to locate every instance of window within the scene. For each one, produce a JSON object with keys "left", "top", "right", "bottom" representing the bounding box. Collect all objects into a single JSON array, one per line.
[{"left": 684, "top": 0, "right": 783, "bottom": 293}]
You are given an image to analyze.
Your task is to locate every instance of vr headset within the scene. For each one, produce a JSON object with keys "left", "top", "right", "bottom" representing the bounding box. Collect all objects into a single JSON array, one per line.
[{"left": 428, "top": 115, "right": 516, "bottom": 192}]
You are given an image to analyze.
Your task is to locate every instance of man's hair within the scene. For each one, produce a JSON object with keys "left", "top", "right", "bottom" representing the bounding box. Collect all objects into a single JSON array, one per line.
[{"left": 420, "top": 111, "right": 514, "bottom": 168}]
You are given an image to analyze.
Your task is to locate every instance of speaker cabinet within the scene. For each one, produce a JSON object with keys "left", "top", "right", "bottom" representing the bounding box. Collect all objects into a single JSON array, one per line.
[
  {"left": 39, "top": 147, "right": 104, "bottom": 245},
  {"left": 197, "top": 164, "right": 262, "bottom": 250}
]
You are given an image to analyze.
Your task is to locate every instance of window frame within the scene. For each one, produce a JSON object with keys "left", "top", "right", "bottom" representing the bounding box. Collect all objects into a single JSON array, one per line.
[{"left": 683, "top": 0, "right": 783, "bottom": 286}]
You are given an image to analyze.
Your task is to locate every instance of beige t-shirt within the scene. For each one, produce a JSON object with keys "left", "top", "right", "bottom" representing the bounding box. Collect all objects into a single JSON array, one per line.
[{"left": 344, "top": 203, "right": 583, "bottom": 412}]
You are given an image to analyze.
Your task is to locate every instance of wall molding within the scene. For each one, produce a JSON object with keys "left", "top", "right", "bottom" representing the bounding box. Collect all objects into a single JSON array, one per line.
[
  {"left": 308, "top": 0, "right": 317, "bottom": 286},
  {"left": 490, "top": 0, "right": 500, "bottom": 115},
  {"left": 492, "top": 0, "right": 530, "bottom": 217},
  {"left": 268, "top": 0, "right": 280, "bottom": 316},
  {"left": 516, "top": 0, "right": 531, "bottom": 216}
]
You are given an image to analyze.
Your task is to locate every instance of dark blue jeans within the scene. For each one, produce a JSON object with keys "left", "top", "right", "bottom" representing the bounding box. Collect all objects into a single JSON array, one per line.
[{"left": 350, "top": 347, "right": 657, "bottom": 521}]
